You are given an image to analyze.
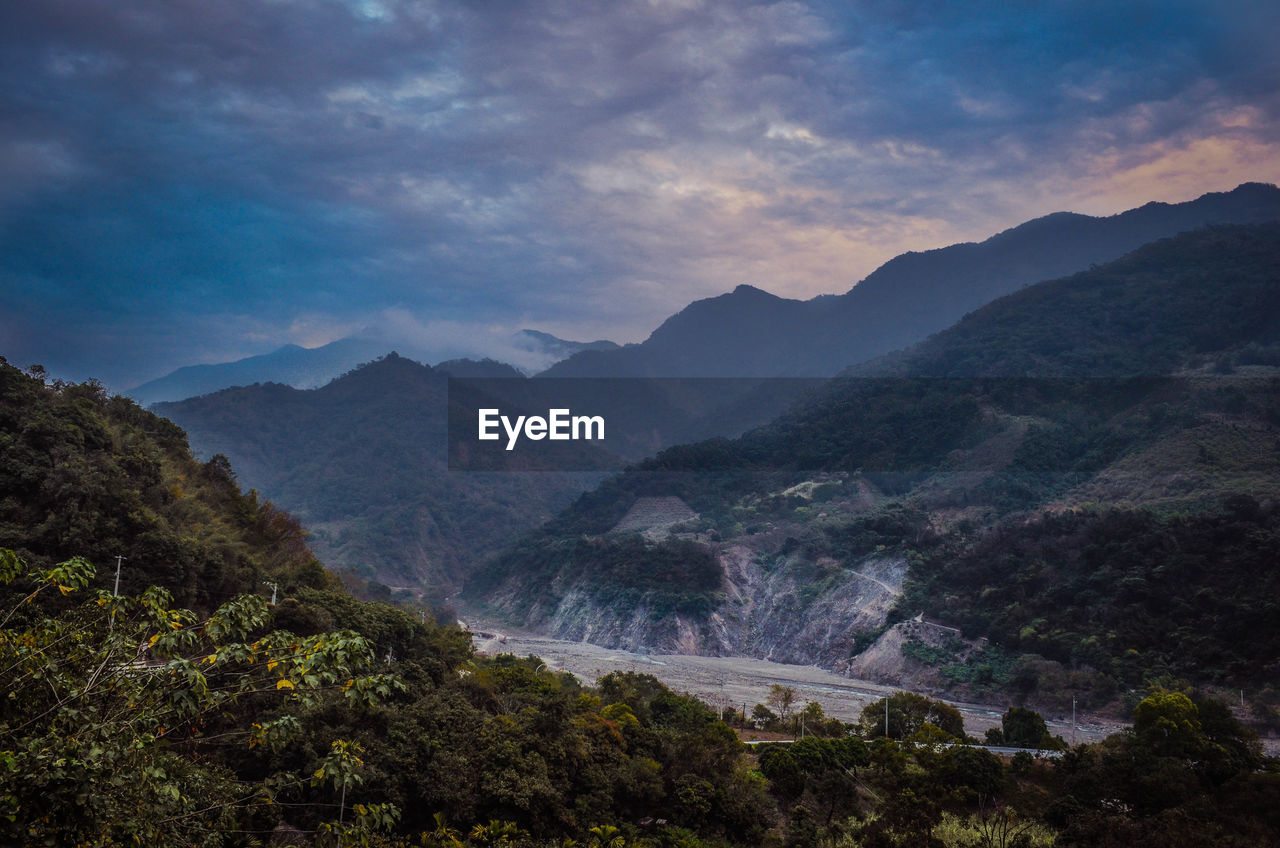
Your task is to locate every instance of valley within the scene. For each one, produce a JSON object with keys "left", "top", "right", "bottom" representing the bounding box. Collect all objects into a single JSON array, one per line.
[
  {"left": 6, "top": 217, "right": 1280, "bottom": 846},
  {"left": 8, "top": 1, "right": 1280, "bottom": 840}
]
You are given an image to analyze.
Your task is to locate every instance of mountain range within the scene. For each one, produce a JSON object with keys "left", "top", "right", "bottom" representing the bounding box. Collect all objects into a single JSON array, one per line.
[
  {"left": 470, "top": 223, "right": 1280, "bottom": 709},
  {"left": 130, "top": 184, "right": 1280, "bottom": 406},
  {"left": 155, "top": 355, "right": 596, "bottom": 593},
  {"left": 8, "top": 233, "right": 1275, "bottom": 848},
  {"left": 545, "top": 182, "right": 1280, "bottom": 378},
  {"left": 128, "top": 329, "right": 618, "bottom": 406},
  {"left": 146, "top": 191, "right": 1280, "bottom": 712}
]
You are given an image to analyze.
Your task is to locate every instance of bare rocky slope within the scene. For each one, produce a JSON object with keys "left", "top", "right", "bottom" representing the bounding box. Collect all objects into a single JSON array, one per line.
[
  {"left": 484, "top": 491, "right": 905, "bottom": 664},
  {"left": 475, "top": 474, "right": 914, "bottom": 667}
]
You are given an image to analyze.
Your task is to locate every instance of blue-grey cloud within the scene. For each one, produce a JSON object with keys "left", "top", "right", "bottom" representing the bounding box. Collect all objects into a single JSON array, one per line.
[{"left": 1, "top": 0, "right": 1277, "bottom": 387}]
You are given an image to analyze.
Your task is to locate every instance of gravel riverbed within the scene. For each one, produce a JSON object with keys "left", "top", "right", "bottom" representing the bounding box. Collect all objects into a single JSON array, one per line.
[{"left": 465, "top": 622, "right": 1124, "bottom": 745}]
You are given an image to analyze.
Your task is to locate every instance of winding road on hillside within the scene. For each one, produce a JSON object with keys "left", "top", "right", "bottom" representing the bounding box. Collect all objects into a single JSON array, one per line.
[{"left": 845, "top": 569, "right": 901, "bottom": 596}]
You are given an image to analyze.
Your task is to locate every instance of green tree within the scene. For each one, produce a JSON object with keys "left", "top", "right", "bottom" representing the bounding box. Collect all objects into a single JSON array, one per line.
[
  {"left": 1000, "top": 706, "right": 1051, "bottom": 749},
  {"left": 799, "top": 700, "right": 827, "bottom": 735},
  {"left": 751, "top": 703, "right": 778, "bottom": 729},
  {"left": 861, "top": 692, "right": 965, "bottom": 740},
  {"left": 0, "top": 549, "right": 400, "bottom": 846},
  {"left": 767, "top": 684, "right": 798, "bottom": 724},
  {"left": 757, "top": 746, "right": 804, "bottom": 798},
  {"left": 1132, "top": 691, "right": 1203, "bottom": 758}
]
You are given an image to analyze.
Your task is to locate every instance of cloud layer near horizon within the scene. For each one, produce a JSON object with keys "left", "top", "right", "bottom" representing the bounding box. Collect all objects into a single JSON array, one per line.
[{"left": 2, "top": 0, "right": 1278, "bottom": 386}]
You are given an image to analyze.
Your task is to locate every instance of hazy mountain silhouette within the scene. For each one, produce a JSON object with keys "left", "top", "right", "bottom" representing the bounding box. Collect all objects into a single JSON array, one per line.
[
  {"left": 129, "top": 329, "right": 618, "bottom": 405},
  {"left": 514, "top": 329, "right": 619, "bottom": 361},
  {"left": 129, "top": 337, "right": 389, "bottom": 406},
  {"left": 542, "top": 183, "right": 1280, "bottom": 378}
]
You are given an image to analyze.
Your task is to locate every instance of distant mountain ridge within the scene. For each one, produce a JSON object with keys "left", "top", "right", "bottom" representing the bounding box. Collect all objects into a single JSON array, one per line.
[
  {"left": 128, "top": 336, "right": 388, "bottom": 406},
  {"left": 154, "top": 353, "right": 593, "bottom": 589},
  {"left": 542, "top": 182, "right": 1280, "bottom": 378},
  {"left": 129, "top": 329, "right": 618, "bottom": 405},
  {"left": 514, "top": 329, "right": 619, "bottom": 361},
  {"left": 130, "top": 184, "right": 1280, "bottom": 400}
]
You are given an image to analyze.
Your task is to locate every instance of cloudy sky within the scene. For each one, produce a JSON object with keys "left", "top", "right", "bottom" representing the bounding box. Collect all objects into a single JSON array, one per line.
[{"left": 2, "top": 0, "right": 1278, "bottom": 387}]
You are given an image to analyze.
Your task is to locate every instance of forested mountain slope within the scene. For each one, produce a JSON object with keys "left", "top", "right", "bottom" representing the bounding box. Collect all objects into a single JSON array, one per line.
[
  {"left": 156, "top": 354, "right": 592, "bottom": 591},
  {"left": 472, "top": 225, "right": 1280, "bottom": 708},
  {"left": 0, "top": 357, "right": 784, "bottom": 846},
  {"left": 0, "top": 358, "right": 332, "bottom": 608}
]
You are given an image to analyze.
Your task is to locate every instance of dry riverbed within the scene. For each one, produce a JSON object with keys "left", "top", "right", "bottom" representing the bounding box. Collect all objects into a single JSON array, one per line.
[{"left": 463, "top": 621, "right": 1123, "bottom": 745}]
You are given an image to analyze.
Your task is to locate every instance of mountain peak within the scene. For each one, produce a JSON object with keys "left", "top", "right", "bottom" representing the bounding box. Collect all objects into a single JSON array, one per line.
[
  {"left": 545, "top": 184, "right": 1280, "bottom": 379},
  {"left": 1224, "top": 180, "right": 1279, "bottom": 196}
]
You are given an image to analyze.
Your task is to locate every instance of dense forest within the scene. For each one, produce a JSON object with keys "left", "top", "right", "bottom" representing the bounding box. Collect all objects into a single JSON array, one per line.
[
  {"left": 0, "top": 357, "right": 333, "bottom": 607},
  {"left": 906, "top": 501, "right": 1280, "bottom": 688}
]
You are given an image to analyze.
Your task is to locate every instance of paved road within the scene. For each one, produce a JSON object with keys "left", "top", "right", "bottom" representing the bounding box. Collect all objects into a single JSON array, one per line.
[
  {"left": 464, "top": 624, "right": 1122, "bottom": 745},
  {"left": 742, "top": 739, "right": 1065, "bottom": 759}
]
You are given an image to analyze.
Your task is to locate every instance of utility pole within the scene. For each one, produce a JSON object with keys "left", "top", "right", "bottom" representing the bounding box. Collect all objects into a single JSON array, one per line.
[
  {"left": 263, "top": 581, "right": 278, "bottom": 605},
  {"left": 108, "top": 555, "right": 127, "bottom": 633},
  {"left": 1072, "top": 698, "right": 1077, "bottom": 746},
  {"left": 885, "top": 698, "right": 890, "bottom": 739}
]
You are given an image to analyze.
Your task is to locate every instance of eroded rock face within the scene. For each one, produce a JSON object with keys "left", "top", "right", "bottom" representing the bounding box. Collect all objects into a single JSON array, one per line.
[
  {"left": 712, "top": 547, "right": 905, "bottom": 665},
  {"left": 475, "top": 473, "right": 917, "bottom": 668},
  {"left": 486, "top": 539, "right": 906, "bottom": 666}
]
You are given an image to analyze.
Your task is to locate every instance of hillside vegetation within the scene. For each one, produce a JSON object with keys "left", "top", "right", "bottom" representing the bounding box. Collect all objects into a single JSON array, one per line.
[
  {"left": 9, "top": 543, "right": 1275, "bottom": 847},
  {"left": 0, "top": 358, "right": 331, "bottom": 608},
  {"left": 0, "top": 358, "right": 773, "bottom": 845}
]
